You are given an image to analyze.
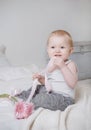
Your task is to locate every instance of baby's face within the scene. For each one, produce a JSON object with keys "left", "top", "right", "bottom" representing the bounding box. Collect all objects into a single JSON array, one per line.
[{"left": 47, "top": 35, "right": 73, "bottom": 61}]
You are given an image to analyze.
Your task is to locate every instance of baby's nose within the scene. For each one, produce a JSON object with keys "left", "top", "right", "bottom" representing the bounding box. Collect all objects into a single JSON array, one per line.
[{"left": 55, "top": 48, "right": 60, "bottom": 52}]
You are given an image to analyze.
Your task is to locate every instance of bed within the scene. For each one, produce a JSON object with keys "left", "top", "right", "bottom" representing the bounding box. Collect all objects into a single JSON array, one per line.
[{"left": 0, "top": 42, "right": 91, "bottom": 130}]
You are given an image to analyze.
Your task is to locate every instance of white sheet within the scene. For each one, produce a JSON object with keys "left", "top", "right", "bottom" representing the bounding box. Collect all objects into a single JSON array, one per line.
[
  {"left": 0, "top": 66, "right": 36, "bottom": 94},
  {"left": 0, "top": 66, "right": 33, "bottom": 129},
  {"left": 0, "top": 77, "right": 33, "bottom": 94},
  {"left": 0, "top": 66, "right": 33, "bottom": 81},
  {"left": 22, "top": 79, "right": 91, "bottom": 130},
  {"left": 0, "top": 79, "right": 91, "bottom": 130}
]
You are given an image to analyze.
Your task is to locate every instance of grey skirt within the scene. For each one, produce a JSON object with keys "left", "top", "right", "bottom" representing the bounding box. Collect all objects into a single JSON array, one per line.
[{"left": 16, "top": 85, "right": 74, "bottom": 111}]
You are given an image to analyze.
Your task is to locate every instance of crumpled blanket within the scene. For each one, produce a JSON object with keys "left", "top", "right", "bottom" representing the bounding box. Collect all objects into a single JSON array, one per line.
[{"left": 22, "top": 83, "right": 91, "bottom": 130}]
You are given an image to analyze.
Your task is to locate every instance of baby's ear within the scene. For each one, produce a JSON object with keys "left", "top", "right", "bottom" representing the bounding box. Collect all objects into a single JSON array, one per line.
[{"left": 70, "top": 47, "right": 74, "bottom": 54}]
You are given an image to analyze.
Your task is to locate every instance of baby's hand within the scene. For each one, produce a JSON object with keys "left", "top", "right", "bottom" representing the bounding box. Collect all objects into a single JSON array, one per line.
[
  {"left": 32, "top": 73, "right": 45, "bottom": 85},
  {"left": 54, "top": 57, "right": 66, "bottom": 69},
  {"left": 47, "top": 57, "right": 57, "bottom": 73},
  {"left": 32, "top": 73, "right": 40, "bottom": 80}
]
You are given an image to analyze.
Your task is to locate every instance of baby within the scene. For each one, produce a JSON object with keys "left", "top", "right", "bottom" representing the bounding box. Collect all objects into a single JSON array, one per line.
[{"left": 16, "top": 30, "right": 78, "bottom": 111}]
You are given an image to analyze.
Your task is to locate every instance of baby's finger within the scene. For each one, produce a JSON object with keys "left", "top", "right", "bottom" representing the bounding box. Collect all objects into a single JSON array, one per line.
[{"left": 32, "top": 74, "right": 38, "bottom": 79}]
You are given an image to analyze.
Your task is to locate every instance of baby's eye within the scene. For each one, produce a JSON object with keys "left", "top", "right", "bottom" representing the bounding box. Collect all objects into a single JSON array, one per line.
[
  {"left": 51, "top": 46, "right": 55, "bottom": 48},
  {"left": 61, "top": 46, "right": 65, "bottom": 49}
]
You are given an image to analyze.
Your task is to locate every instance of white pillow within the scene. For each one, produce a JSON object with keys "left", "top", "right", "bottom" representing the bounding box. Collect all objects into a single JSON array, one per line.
[
  {"left": 0, "top": 66, "right": 36, "bottom": 94},
  {"left": 70, "top": 42, "right": 91, "bottom": 80},
  {"left": 0, "top": 66, "right": 32, "bottom": 81},
  {"left": 0, "top": 63, "right": 41, "bottom": 81}
]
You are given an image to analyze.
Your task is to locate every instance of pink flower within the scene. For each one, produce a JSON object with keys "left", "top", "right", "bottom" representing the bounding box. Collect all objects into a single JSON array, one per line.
[{"left": 15, "top": 101, "right": 34, "bottom": 119}]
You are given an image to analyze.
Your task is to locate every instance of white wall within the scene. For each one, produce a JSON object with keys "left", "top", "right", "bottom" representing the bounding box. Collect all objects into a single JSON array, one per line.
[{"left": 0, "top": 0, "right": 91, "bottom": 67}]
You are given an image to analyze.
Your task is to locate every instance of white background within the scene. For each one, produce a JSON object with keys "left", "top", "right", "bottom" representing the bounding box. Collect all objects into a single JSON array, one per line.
[{"left": 0, "top": 0, "right": 91, "bottom": 67}]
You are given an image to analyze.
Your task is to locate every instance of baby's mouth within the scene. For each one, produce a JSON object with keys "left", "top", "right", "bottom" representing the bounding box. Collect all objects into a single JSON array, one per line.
[{"left": 54, "top": 54, "right": 61, "bottom": 57}]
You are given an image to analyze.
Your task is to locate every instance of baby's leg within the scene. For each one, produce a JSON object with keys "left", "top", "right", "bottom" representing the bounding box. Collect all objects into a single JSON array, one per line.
[
  {"left": 15, "top": 87, "right": 32, "bottom": 101},
  {"left": 15, "top": 85, "right": 43, "bottom": 101},
  {"left": 31, "top": 92, "right": 74, "bottom": 111}
]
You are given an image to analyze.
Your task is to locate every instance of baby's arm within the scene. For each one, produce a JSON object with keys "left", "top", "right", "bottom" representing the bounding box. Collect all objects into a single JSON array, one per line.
[
  {"left": 46, "top": 57, "right": 57, "bottom": 73},
  {"left": 61, "top": 61, "right": 78, "bottom": 88},
  {"left": 50, "top": 57, "right": 78, "bottom": 88}
]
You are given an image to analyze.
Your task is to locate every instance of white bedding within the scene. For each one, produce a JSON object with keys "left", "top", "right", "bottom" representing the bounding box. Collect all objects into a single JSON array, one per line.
[
  {"left": 0, "top": 78, "right": 91, "bottom": 130},
  {"left": 0, "top": 65, "right": 35, "bottom": 130},
  {"left": 0, "top": 66, "right": 39, "bottom": 94},
  {"left": 0, "top": 67, "right": 32, "bottom": 81},
  {"left": 0, "top": 77, "right": 32, "bottom": 94},
  {"left": 22, "top": 79, "right": 91, "bottom": 130},
  {"left": 0, "top": 42, "right": 91, "bottom": 130}
]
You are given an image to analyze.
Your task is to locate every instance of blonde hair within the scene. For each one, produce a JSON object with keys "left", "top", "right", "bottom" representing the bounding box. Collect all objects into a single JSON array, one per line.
[{"left": 47, "top": 30, "right": 73, "bottom": 47}]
